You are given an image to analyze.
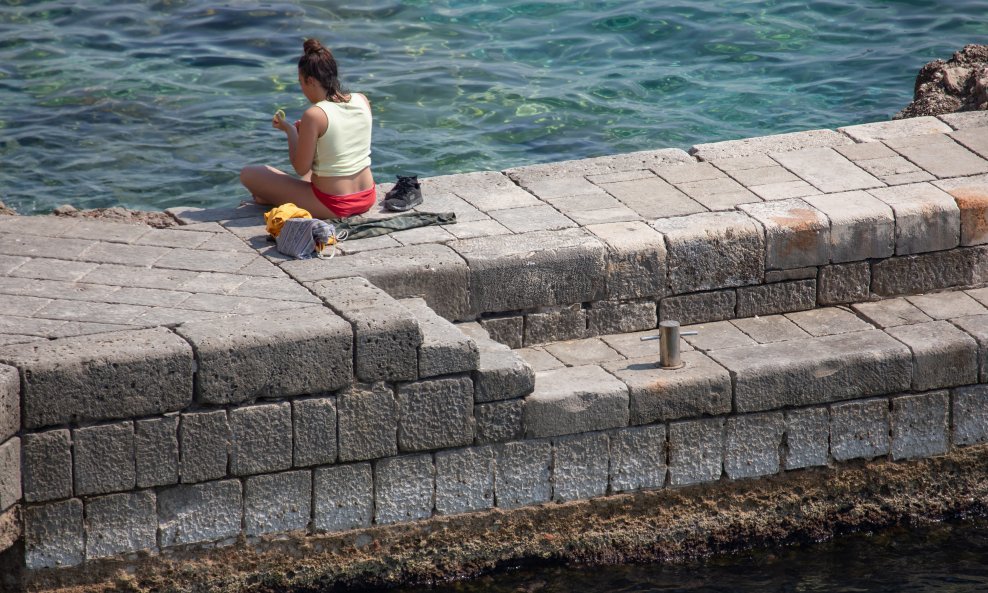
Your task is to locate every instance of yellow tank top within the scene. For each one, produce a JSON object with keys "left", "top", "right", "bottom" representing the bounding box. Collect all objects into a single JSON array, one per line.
[{"left": 312, "top": 95, "right": 372, "bottom": 177}]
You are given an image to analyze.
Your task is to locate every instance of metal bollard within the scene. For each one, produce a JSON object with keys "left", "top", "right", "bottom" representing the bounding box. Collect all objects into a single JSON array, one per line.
[{"left": 640, "top": 320, "right": 698, "bottom": 369}]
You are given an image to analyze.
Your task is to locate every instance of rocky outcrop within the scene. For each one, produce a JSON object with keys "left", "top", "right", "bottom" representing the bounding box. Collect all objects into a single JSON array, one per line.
[
  {"left": 50, "top": 204, "right": 177, "bottom": 228},
  {"left": 896, "top": 44, "right": 988, "bottom": 119}
]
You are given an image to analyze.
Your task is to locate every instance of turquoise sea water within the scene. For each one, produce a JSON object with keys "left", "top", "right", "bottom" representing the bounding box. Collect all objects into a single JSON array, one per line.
[{"left": 1, "top": 1, "right": 986, "bottom": 215}]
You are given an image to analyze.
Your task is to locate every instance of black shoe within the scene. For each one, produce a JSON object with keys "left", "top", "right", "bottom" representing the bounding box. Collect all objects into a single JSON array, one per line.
[{"left": 383, "top": 175, "right": 423, "bottom": 211}]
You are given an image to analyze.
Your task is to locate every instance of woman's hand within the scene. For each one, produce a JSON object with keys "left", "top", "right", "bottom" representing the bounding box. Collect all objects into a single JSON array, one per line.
[{"left": 272, "top": 109, "right": 291, "bottom": 132}]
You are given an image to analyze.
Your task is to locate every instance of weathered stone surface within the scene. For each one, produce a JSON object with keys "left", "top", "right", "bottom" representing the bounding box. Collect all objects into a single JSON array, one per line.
[
  {"left": 284, "top": 244, "right": 470, "bottom": 320},
  {"left": 668, "top": 418, "right": 724, "bottom": 486},
  {"left": 830, "top": 398, "right": 891, "bottom": 461},
  {"left": 586, "top": 300, "right": 658, "bottom": 335},
  {"left": 425, "top": 170, "right": 543, "bottom": 211},
  {"left": 951, "top": 314, "right": 988, "bottom": 382},
  {"left": 473, "top": 339, "right": 535, "bottom": 403},
  {"left": 244, "top": 470, "right": 311, "bottom": 536},
  {"left": 398, "top": 376, "right": 474, "bottom": 452},
  {"left": 885, "top": 321, "right": 978, "bottom": 391},
  {"left": 940, "top": 111, "right": 988, "bottom": 129},
  {"left": 608, "top": 425, "right": 667, "bottom": 492},
  {"left": 736, "top": 280, "right": 817, "bottom": 317},
  {"left": 524, "top": 304, "right": 587, "bottom": 344},
  {"left": 803, "top": 190, "right": 895, "bottom": 262},
  {"left": 907, "top": 291, "right": 987, "bottom": 319},
  {"left": 0, "top": 437, "right": 20, "bottom": 511},
  {"left": 435, "top": 446, "right": 495, "bottom": 515},
  {"left": 179, "top": 410, "right": 230, "bottom": 484},
  {"left": 690, "top": 129, "right": 852, "bottom": 160},
  {"left": 953, "top": 384, "right": 988, "bottom": 445},
  {"left": 542, "top": 337, "right": 624, "bottom": 367},
  {"left": 891, "top": 391, "right": 949, "bottom": 460},
  {"left": 85, "top": 491, "right": 157, "bottom": 559},
  {"left": 586, "top": 221, "right": 668, "bottom": 299},
  {"left": 24, "top": 499, "right": 84, "bottom": 569},
  {"left": 652, "top": 211, "right": 764, "bottom": 293},
  {"left": 158, "top": 480, "right": 243, "bottom": 547},
  {"left": 725, "top": 413, "right": 784, "bottom": 479},
  {"left": 885, "top": 133, "right": 988, "bottom": 178},
  {"left": 506, "top": 148, "right": 692, "bottom": 180},
  {"left": 375, "top": 454, "right": 435, "bottom": 525},
  {"left": 493, "top": 440, "right": 552, "bottom": 509},
  {"left": 732, "top": 315, "right": 811, "bottom": 344},
  {"left": 313, "top": 463, "right": 373, "bottom": 532},
  {"left": 785, "top": 307, "right": 873, "bottom": 337},
  {"left": 478, "top": 315, "right": 523, "bottom": 350},
  {"left": 739, "top": 199, "right": 830, "bottom": 269},
  {"left": 489, "top": 204, "right": 578, "bottom": 233},
  {"left": 176, "top": 308, "right": 352, "bottom": 405},
  {"left": 871, "top": 249, "right": 978, "bottom": 297},
  {"left": 73, "top": 422, "right": 135, "bottom": 496},
  {"left": 229, "top": 403, "right": 293, "bottom": 476},
  {"left": 474, "top": 400, "right": 524, "bottom": 444},
  {"left": 0, "top": 365, "right": 18, "bottom": 443},
  {"left": 783, "top": 407, "right": 830, "bottom": 469},
  {"left": 135, "top": 416, "right": 179, "bottom": 488},
  {"left": 868, "top": 183, "right": 960, "bottom": 254},
  {"left": 659, "top": 290, "right": 737, "bottom": 326},
  {"left": 167, "top": 203, "right": 265, "bottom": 224},
  {"left": 0, "top": 327, "right": 193, "bottom": 429},
  {"left": 553, "top": 432, "right": 609, "bottom": 502},
  {"left": 603, "top": 352, "right": 732, "bottom": 425},
  {"left": 338, "top": 382, "right": 398, "bottom": 462},
  {"left": 819, "top": 262, "right": 871, "bottom": 305},
  {"left": 709, "top": 331, "right": 911, "bottom": 412},
  {"left": 400, "top": 298, "right": 479, "bottom": 377},
  {"left": 596, "top": 176, "right": 704, "bottom": 219},
  {"left": 22, "top": 429, "right": 72, "bottom": 502},
  {"left": 852, "top": 298, "right": 933, "bottom": 328},
  {"left": 292, "top": 397, "right": 337, "bottom": 467},
  {"left": 525, "top": 365, "right": 629, "bottom": 438},
  {"left": 933, "top": 174, "right": 988, "bottom": 246},
  {"left": 838, "top": 117, "right": 952, "bottom": 142},
  {"left": 600, "top": 329, "right": 694, "bottom": 359},
  {"left": 312, "top": 277, "right": 421, "bottom": 382},
  {"left": 450, "top": 228, "right": 607, "bottom": 314},
  {"left": 771, "top": 147, "right": 884, "bottom": 193}
]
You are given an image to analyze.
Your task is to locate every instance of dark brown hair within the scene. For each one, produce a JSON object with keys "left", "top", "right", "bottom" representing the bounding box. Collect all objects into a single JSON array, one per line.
[{"left": 298, "top": 38, "right": 347, "bottom": 102}]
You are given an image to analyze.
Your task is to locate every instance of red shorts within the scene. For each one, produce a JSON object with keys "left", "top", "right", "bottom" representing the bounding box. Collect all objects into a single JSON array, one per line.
[{"left": 311, "top": 184, "right": 376, "bottom": 218}]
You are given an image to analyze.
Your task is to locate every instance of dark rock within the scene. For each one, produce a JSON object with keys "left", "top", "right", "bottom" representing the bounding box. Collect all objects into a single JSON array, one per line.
[{"left": 896, "top": 44, "right": 988, "bottom": 119}]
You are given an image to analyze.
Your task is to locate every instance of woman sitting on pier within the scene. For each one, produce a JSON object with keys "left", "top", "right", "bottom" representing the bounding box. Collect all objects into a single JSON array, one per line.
[{"left": 240, "top": 39, "right": 375, "bottom": 220}]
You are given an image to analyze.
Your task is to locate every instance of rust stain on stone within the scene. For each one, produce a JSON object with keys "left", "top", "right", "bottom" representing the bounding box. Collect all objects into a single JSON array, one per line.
[
  {"left": 949, "top": 187, "right": 988, "bottom": 242},
  {"left": 770, "top": 208, "right": 822, "bottom": 254}
]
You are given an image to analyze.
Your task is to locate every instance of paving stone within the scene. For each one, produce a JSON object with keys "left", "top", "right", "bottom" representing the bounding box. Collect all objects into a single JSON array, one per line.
[
  {"left": 153, "top": 248, "right": 257, "bottom": 273},
  {"left": 801, "top": 191, "right": 895, "bottom": 262},
  {"left": 292, "top": 397, "right": 337, "bottom": 467},
  {"left": 474, "top": 400, "right": 524, "bottom": 444},
  {"left": 507, "top": 148, "right": 692, "bottom": 181},
  {"left": 136, "top": 227, "right": 214, "bottom": 249},
  {"left": 168, "top": 204, "right": 266, "bottom": 224},
  {"left": 885, "top": 134, "right": 988, "bottom": 178},
  {"left": 229, "top": 276, "right": 322, "bottom": 303},
  {"left": 906, "top": 292, "right": 987, "bottom": 320},
  {"left": 84, "top": 491, "right": 157, "bottom": 559},
  {"left": 80, "top": 263, "right": 199, "bottom": 290},
  {"left": 435, "top": 446, "right": 495, "bottom": 514},
  {"left": 543, "top": 337, "right": 624, "bottom": 366},
  {"left": 0, "top": 254, "right": 29, "bottom": 274},
  {"left": 709, "top": 331, "right": 911, "bottom": 413},
  {"left": 135, "top": 416, "right": 179, "bottom": 488},
  {"left": 951, "top": 128, "right": 988, "bottom": 161},
  {"left": 608, "top": 424, "right": 667, "bottom": 492},
  {"left": 493, "top": 440, "right": 552, "bottom": 509},
  {"left": 727, "top": 165, "right": 802, "bottom": 187},
  {"left": 586, "top": 300, "right": 657, "bottom": 335},
  {"left": 885, "top": 321, "right": 978, "bottom": 391},
  {"left": 553, "top": 432, "right": 609, "bottom": 502},
  {"left": 0, "top": 334, "right": 46, "bottom": 346},
  {"left": 654, "top": 162, "right": 725, "bottom": 184},
  {"left": 871, "top": 249, "right": 978, "bottom": 297},
  {"left": 375, "top": 454, "right": 435, "bottom": 525},
  {"left": 473, "top": 339, "right": 535, "bottom": 403},
  {"left": 73, "top": 422, "right": 135, "bottom": 496},
  {"left": 682, "top": 320, "right": 756, "bottom": 351},
  {"left": 229, "top": 403, "right": 293, "bottom": 476},
  {"left": 0, "top": 437, "right": 20, "bottom": 511},
  {"left": 0, "top": 365, "right": 17, "bottom": 443},
  {"left": 690, "top": 129, "right": 852, "bottom": 160},
  {"left": 830, "top": 398, "right": 890, "bottom": 461},
  {"left": 867, "top": 183, "right": 960, "bottom": 254},
  {"left": 398, "top": 376, "right": 474, "bottom": 452},
  {"left": 179, "top": 410, "right": 230, "bottom": 484},
  {"left": 771, "top": 147, "right": 884, "bottom": 192},
  {"left": 586, "top": 169, "right": 659, "bottom": 184},
  {"left": 739, "top": 199, "right": 830, "bottom": 269},
  {"left": 731, "top": 315, "right": 811, "bottom": 344},
  {"left": 708, "top": 154, "right": 779, "bottom": 172},
  {"left": 785, "top": 307, "right": 873, "bottom": 336},
  {"left": 0, "top": 276, "right": 109, "bottom": 305},
  {"left": 176, "top": 271, "right": 250, "bottom": 295},
  {"left": 691, "top": 189, "right": 763, "bottom": 210},
  {"left": 516, "top": 347, "right": 564, "bottom": 371},
  {"left": 311, "top": 277, "right": 421, "bottom": 382},
  {"left": 107, "top": 286, "right": 192, "bottom": 308},
  {"left": 659, "top": 290, "right": 737, "bottom": 326},
  {"left": 411, "top": 191, "right": 490, "bottom": 222},
  {"left": 77, "top": 241, "right": 170, "bottom": 266},
  {"left": 0, "top": 234, "right": 98, "bottom": 260},
  {"left": 600, "top": 329, "right": 694, "bottom": 360},
  {"left": 479, "top": 315, "right": 524, "bottom": 349},
  {"left": 838, "top": 117, "right": 952, "bottom": 142},
  {"left": 158, "top": 480, "right": 243, "bottom": 547},
  {"left": 736, "top": 280, "right": 817, "bottom": 317},
  {"left": 668, "top": 418, "right": 724, "bottom": 486},
  {"left": 950, "top": 314, "right": 988, "bottom": 382},
  {"left": 488, "top": 204, "right": 577, "bottom": 233},
  {"left": 0, "top": 327, "right": 193, "bottom": 429},
  {"left": 428, "top": 170, "right": 543, "bottom": 211},
  {"left": 818, "top": 262, "right": 871, "bottom": 305},
  {"left": 23, "top": 499, "right": 84, "bottom": 569},
  {"left": 939, "top": 111, "right": 988, "bottom": 129},
  {"left": 525, "top": 365, "right": 629, "bottom": 438},
  {"left": 338, "top": 382, "right": 398, "bottom": 462},
  {"left": 543, "top": 189, "right": 634, "bottom": 214},
  {"left": 673, "top": 176, "right": 745, "bottom": 199},
  {"left": 244, "top": 470, "right": 311, "bottom": 536},
  {"left": 585, "top": 221, "right": 668, "bottom": 300},
  {"left": 725, "top": 412, "right": 784, "bottom": 479},
  {"left": 176, "top": 307, "right": 352, "bottom": 405},
  {"left": 313, "top": 463, "right": 373, "bottom": 532},
  {"left": 22, "top": 429, "right": 72, "bottom": 502},
  {"left": 890, "top": 391, "right": 949, "bottom": 460},
  {"left": 338, "top": 234, "right": 403, "bottom": 254},
  {"left": 130, "top": 307, "right": 228, "bottom": 327},
  {"left": 443, "top": 219, "right": 513, "bottom": 240},
  {"left": 932, "top": 174, "right": 988, "bottom": 246},
  {"left": 783, "top": 407, "right": 830, "bottom": 469},
  {"left": 597, "top": 177, "right": 705, "bottom": 219},
  {"left": 9, "top": 257, "right": 99, "bottom": 282},
  {"left": 853, "top": 156, "right": 931, "bottom": 182},
  {"left": 524, "top": 304, "right": 587, "bottom": 344},
  {"left": 749, "top": 180, "right": 822, "bottom": 201},
  {"left": 451, "top": 228, "right": 607, "bottom": 315},
  {"left": 33, "top": 299, "right": 150, "bottom": 325},
  {"left": 603, "top": 352, "right": 732, "bottom": 424},
  {"left": 652, "top": 211, "right": 764, "bottom": 293},
  {"left": 851, "top": 298, "right": 933, "bottom": 328},
  {"left": 0, "top": 215, "right": 80, "bottom": 238},
  {"left": 953, "top": 384, "right": 988, "bottom": 445}
]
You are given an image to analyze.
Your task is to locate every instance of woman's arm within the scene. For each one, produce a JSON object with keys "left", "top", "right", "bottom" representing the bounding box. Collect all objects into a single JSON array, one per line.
[{"left": 276, "top": 105, "right": 327, "bottom": 176}]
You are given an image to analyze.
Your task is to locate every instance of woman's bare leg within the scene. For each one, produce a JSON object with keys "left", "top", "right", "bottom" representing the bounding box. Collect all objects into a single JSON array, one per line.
[{"left": 239, "top": 165, "right": 338, "bottom": 219}]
